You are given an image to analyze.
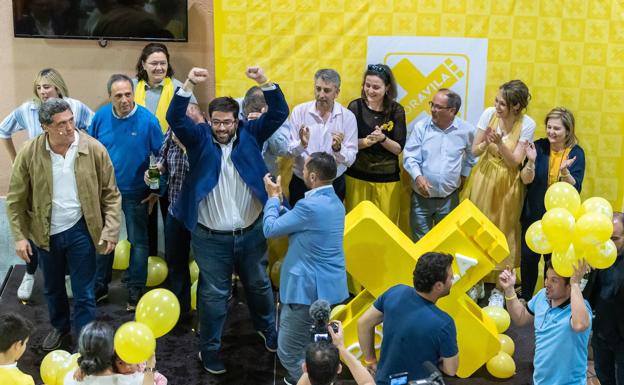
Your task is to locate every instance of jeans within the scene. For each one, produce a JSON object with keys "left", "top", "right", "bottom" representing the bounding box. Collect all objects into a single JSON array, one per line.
[
  {"left": 165, "top": 212, "right": 191, "bottom": 312},
  {"left": 192, "top": 218, "right": 275, "bottom": 355},
  {"left": 410, "top": 190, "right": 458, "bottom": 241},
  {"left": 289, "top": 173, "right": 346, "bottom": 206},
  {"left": 278, "top": 304, "right": 313, "bottom": 381},
  {"left": 593, "top": 334, "right": 624, "bottom": 385},
  {"left": 37, "top": 218, "right": 96, "bottom": 335},
  {"left": 95, "top": 190, "right": 150, "bottom": 292}
]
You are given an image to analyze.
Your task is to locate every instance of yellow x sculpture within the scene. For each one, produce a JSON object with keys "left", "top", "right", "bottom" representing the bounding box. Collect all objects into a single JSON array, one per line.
[{"left": 332, "top": 199, "right": 508, "bottom": 378}]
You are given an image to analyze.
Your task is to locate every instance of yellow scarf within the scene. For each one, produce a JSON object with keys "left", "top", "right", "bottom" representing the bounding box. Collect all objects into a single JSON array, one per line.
[{"left": 135, "top": 77, "right": 174, "bottom": 133}]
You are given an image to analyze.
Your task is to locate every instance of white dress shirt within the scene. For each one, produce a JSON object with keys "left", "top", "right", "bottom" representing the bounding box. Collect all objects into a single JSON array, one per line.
[
  {"left": 47, "top": 130, "right": 83, "bottom": 235},
  {"left": 197, "top": 135, "right": 263, "bottom": 231},
  {"left": 288, "top": 100, "right": 358, "bottom": 179}
]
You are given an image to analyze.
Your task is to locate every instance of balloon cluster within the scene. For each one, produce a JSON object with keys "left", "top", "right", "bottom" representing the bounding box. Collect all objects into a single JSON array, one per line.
[
  {"left": 525, "top": 182, "right": 615, "bottom": 276},
  {"left": 115, "top": 288, "right": 180, "bottom": 365},
  {"left": 40, "top": 350, "right": 80, "bottom": 385},
  {"left": 482, "top": 306, "right": 516, "bottom": 379}
]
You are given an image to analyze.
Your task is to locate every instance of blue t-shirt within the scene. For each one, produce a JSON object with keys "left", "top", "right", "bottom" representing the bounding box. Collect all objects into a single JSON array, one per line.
[
  {"left": 89, "top": 104, "right": 163, "bottom": 193},
  {"left": 528, "top": 288, "right": 592, "bottom": 385},
  {"left": 374, "top": 284, "right": 458, "bottom": 385}
]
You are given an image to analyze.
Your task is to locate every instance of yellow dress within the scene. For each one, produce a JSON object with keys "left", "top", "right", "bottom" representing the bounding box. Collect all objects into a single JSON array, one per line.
[{"left": 460, "top": 113, "right": 526, "bottom": 271}]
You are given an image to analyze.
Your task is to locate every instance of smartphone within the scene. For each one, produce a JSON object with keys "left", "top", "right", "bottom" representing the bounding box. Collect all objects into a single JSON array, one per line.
[{"left": 389, "top": 372, "right": 409, "bottom": 385}]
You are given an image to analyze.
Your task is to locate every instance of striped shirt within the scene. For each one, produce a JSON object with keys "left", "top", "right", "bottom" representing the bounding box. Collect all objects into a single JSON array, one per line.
[
  {"left": 158, "top": 129, "right": 189, "bottom": 211},
  {"left": 0, "top": 97, "right": 94, "bottom": 139}
]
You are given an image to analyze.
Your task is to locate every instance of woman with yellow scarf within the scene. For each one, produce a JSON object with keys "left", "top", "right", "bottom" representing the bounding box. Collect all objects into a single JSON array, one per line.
[{"left": 133, "top": 43, "right": 196, "bottom": 258}]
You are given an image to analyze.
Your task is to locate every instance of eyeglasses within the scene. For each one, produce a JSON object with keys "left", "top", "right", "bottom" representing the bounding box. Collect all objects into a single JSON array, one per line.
[
  {"left": 211, "top": 119, "right": 237, "bottom": 128},
  {"left": 368, "top": 64, "right": 387, "bottom": 75},
  {"left": 428, "top": 101, "right": 453, "bottom": 111}
]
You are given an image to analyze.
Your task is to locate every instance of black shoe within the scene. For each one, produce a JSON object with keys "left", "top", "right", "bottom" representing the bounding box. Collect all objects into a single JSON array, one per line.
[
  {"left": 198, "top": 351, "right": 226, "bottom": 374},
  {"left": 42, "top": 329, "right": 69, "bottom": 351},
  {"left": 95, "top": 286, "right": 109, "bottom": 303},
  {"left": 284, "top": 376, "right": 297, "bottom": 385},
  {"left": 126, "top": 287, "right": 142, "bottom": 312},
  {"left": 257, "top": 327, "right": 277, "bottom": 353}
]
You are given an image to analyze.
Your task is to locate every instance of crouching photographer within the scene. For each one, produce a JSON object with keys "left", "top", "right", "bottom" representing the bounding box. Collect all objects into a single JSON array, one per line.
[{"left": 297, "top": 320, "right": 375, "bottom": 385}]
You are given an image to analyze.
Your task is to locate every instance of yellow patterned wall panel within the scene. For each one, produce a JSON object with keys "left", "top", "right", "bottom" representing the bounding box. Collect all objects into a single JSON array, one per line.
[{"left": 214, "top": 0, "right": 624, "bottom": 210}]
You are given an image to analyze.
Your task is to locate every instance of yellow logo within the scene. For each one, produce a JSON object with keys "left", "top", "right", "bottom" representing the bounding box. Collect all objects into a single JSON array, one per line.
[{"left": 391, "top": 56, "right": 466, "bottom": 123}]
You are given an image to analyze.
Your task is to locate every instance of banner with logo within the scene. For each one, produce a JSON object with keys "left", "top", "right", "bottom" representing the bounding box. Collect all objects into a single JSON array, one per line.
[{"left": 213, "top": 0, "right": 624, "bottom": 209}]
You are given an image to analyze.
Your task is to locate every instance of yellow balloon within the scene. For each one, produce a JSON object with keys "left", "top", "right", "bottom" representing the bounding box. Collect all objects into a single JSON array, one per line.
[
  {"left": 40, "top": 350, "right": 70, "bottom": 385},
  {"left": 114, "top": 321, "right": 156, "bottom": 364},
  {"left": 541, "top": 208, "right": 575, "bottom": 249},
  {"left": 55, "top": 353, "right": 80, "bottom": 385},
  {"left": 113, "top": 240, "right": 131, "bottom": 270},
  {"left": 551, "top": 244, "right": 577, "bottom": 277},
  {"left": 544, "top": 182, "right": 581, "bottom": 216},
  {"left": 580, "top": 197, "right": 613, "bottom": 219},
  {"left": 486, "top": 351, "right": 516, "bottom": 379},
  {"left": 584, "top": 239, "right": 618, "bottom": 269},
  {"left": 191, "top": 280, "right": 198, "bottom": 310},
  {"left": 525, "top": 220, "right": 553, "bottom": 254},
  {"left": 574, "top": 212, "right": 613, "bottom": 248},
  {"left": 146, "top": 256, "right": 168, "bottom": 287},
  {"left": 498, "top": 334, "right": 515, "bottom": 356},
  {"left": 189, "top": 260, "right": 199, "bottom": 284},
  {"left": 136, "top": 288, "right": 181, "bottom": 338},
  {"left": 270, "top": 259, "right": 282, "bottom": 287},
  {"left": 483, "top": 306, "right": 511, "bottom": 333}
]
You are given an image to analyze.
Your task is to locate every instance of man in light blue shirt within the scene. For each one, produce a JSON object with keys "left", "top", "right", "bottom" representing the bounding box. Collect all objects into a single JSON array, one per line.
[
  {"left": 500, "top": 260, "right": 592, "bottom": 385},
  {"left": 403, "top": 89, "right": 476, "bottom": 241},
  {"left": 263, "top": 152, "right": 349, "bottom": 385}
]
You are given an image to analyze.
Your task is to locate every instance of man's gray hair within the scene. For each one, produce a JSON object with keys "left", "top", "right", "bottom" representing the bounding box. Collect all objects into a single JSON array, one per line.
[
  {"left": 107, "top": 74, "right": 134, "bottom": 96},
  {"left": 39, "top": 98, "right": 71, "bottom": 125},
  {"left": 314, "top": 69, "right": 341, "bottom": 89}
]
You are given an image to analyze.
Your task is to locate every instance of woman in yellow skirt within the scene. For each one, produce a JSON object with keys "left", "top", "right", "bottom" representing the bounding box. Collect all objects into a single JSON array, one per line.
[
  {"left": 462, "top": 80, "right": 536, "bottom": 304},
  {"left": 345, "top": 64, "right": 407, "bottom": 223}
]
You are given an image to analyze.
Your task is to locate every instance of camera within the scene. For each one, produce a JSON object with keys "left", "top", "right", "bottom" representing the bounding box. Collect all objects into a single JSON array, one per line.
[
  {"left": 311, "top": 320, "right": 339, "bottom": 342},
  {"left": 309, "top": 300, "right": 337, "bottom": 342},
  {"left": 390, "top": 362, "right": 446, "bottom": 385}
]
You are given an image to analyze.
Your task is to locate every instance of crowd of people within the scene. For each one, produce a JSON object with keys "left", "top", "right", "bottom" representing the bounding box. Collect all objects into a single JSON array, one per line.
[{"left": 1, "top": 41, "right": 623, "bottom": 385}]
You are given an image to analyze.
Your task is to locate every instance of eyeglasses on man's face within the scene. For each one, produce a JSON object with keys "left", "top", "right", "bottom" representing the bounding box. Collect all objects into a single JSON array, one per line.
[
  {"left": 428, "top": 101, "right": 453, "bottom": 111},
  {"left": 211, "top": 119, "right": 237, "bottom": 128}
]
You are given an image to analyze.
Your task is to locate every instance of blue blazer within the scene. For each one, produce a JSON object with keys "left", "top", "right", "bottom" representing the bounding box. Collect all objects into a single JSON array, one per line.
[
  {"left": 520, "top": 138, "right": 585, "bottom": 227},
  {"left": 263, "top": 186, "right": 349, "bottom": 305},
  {"left": 166, "top": 86, "right": 289, "bottom": 231}
]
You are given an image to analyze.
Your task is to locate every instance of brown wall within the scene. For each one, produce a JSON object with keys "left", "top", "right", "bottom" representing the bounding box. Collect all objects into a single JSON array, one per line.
[{"left": 0, "top": 0, "right": 215, "bottom": 195}]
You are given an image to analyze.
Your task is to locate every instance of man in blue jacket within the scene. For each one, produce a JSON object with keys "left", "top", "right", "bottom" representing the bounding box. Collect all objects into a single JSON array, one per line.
[
  {"left": 166, "top": 66, "right": 289, "bottom": 374},
  {"left": 263, "top": 152, "right": 349, "bottom": 384}
]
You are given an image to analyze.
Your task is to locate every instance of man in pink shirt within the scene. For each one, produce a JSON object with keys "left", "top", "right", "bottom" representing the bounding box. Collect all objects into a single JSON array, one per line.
[{"left": 287, "top": 69, "right": 358, "bottom": 205}]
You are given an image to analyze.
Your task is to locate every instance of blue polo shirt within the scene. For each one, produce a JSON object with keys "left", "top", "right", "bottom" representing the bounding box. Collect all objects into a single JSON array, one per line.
[
  {"left": 528, "top": 288, "right": 592, "bottom": 385},
  {"left": 373, "top": 285, "right": 458, "bottom": 385}
]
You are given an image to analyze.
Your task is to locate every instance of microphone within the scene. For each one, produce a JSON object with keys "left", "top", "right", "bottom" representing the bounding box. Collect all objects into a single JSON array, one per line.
[
  {"left": 309, "top": 300, "right": 333, "bottom": 342},
  {"left": 309, "top": 299, "right": 331, "bottom": 323}
]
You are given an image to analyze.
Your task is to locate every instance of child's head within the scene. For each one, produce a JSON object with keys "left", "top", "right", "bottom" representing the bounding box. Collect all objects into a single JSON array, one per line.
[
  {"left": 0, "top": 313, "right": 33, "bottom": 361},
  {"left": 114, "top": 353, "right": 139, "bottom": 374}
]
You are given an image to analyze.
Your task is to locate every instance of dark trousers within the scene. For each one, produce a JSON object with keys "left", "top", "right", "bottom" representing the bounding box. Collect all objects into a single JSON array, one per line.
[
  {"left": 520, "top": 224, "right": 551, "bottom": 301},
  {"left": 593, "top": 334, "right": 624, "bottom": 385},
  {"left": 192, "top": 219, "right": 275, "bottom": 354},
  {"left": 165, "top": 212, "right": 192, "bottom": 313},
  {"left": 37, "top": 218, "right": 96, "bottom": 335},
  {"left": 26, "top": 240, "right": 38, "bottom": 274},
  {"left": 288, "top": 173, "right": 346, "bottom": 206},
  {"left": 96, "top": 190, "right": 150, "bottom": 292},
  {"left": 148, "top": 193, "right": 169, "bottom": 256}
]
